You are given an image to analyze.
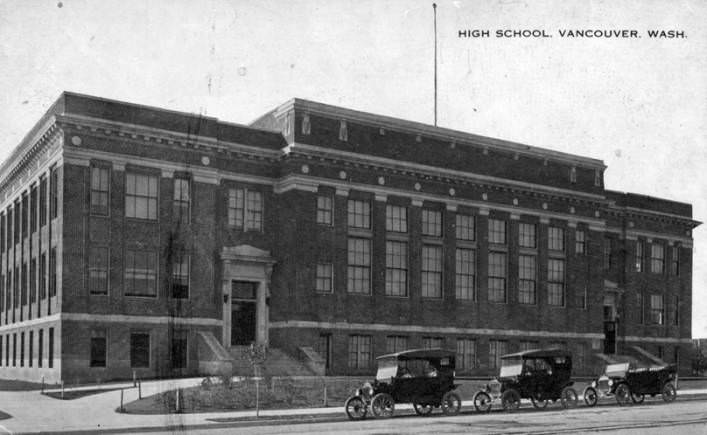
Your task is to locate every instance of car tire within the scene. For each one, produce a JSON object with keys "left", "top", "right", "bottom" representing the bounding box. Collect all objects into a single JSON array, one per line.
[
  {"left": 560, "top": 386, "right": 578, "bottom": 409},
  {"left": 501, "top": 389, "right": 521, "bottom": 412},
  {"left": 413, "top": 402, "right": 433, "bottom": 416},
  {"left": 531, "top": 395, "right": 548, "bottom": 409},
  {"left": 344, "top": 396, "right": 368, "bottom": 420},
  {"left": 441, "top": 391, "right": 462, "bottom": 415},
  {"left": 371, "top": 393, "right": 395, "bottom": 418},
  {"left": 615, "top": 383, "right": 631, "bottom": 406},
  {"left": 473, "top": 391, "right": 493, "bottom": 413},
  {"left": 631, "top": 392, "right": 645, "bottom": 404},
  {"left": 661, "top": 382, "right": 677, "bottom": 403},
  {"left": 583, "top": 387, "right": 598, "bottom": 407}
]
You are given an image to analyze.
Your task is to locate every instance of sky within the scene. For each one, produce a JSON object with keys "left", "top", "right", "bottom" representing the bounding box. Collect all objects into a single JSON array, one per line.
[{"left": 0, "top": 0, "right": 705, "bottom": 336}]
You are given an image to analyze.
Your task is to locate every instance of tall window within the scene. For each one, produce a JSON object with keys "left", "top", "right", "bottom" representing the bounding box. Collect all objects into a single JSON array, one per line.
[
  {"left": 421, "top": 209, "right": 442, "bottom": 237},
  {"left": 575, "top": 343, "right": 586, "bottom": 372},
  {"left": 635, "top": 241, "right": 644, "bottom": 272},
  {"left": 90, "top": 166, "right": 110, "bottom": 215},
  {"left": 603, "top": 238, "right": 613, "bottom": 269},
  {"left": 21, "top": 264, "right": 27, "bottom": 306},
  {"left": 455, "top": 248, "right": 475, "bottom": 300},
  {"left": 386, "top": 336, "right": 408, "bottom": 354},
  {"left": 518, "top": 223, "right": 536, "bottom": 248},
  {"left": 246, "top": 190, "right": 263, "bottom": 231},
  {"left": 130, "top": 332, "right": 150, "bottom": 368},
  {"left": 48, "top": 328, "right": 54, "bottom": 368},
  {"left": 50, "top": 167, "right": 58, "bottom": 220},
  {"left": 49, "top": 248, "right": 57, "bottom": 297},
  {"left": 39, "top": 252, "right": 47, "bottom": 299},
  {"left": 386, "top": 205, "right": 408, "bottom": 233},
  {"left": 347, "top": 238, "right": 370, "bottom": 294},
  {"left": 0, "top": 213, "right": 4, "bottom": 252},
  {"left": 227, "top": 188, "right": 263, "bottom": 231},
  {"left": 570, "top": 166, "right": 577, "bottom": 183},
  {"left": 637, "top": 292, "right": 644, "bottom": 324},
  {"left": 38, "top": 329, "right": 43, "bottom": 367},
  {"left": 456, "top": 339, "right": 476, "bottom": 370},
  {"left": 39, "top": 176, "right": 47, "bottom": 226},
  {"left": 385, "top": 241, "right": 408, "bottom": 297},
  {"left": 651, "top": 243, "right": 665, "bottom": 274},
  {"left": 13, "top": 201, "right": 19, "bottom": 244},
  {"left": 316, "top": 195, "right": 333, "bottom": 226},
  {"left": 421, "top": 245, "right": 442, "bottom": 298},
  {"left": 171, "top": 330, "right": 188, "bottom": 369},
  {"left": 315, "top": 263, "right": 333, "bottom": 293},
  {"left": 90, "top": 330, "right": 107, "bottom": 367},
  {"left": 548, "top": 227, "right": 564, "bottom": 251},
  {"left": 671, "top": 246, "right": 680, "bottom": 276},
  {"left": 489, "top": 340, "right": 507, "bottom": 369},
  {"left": 455, "top": 214, "right": 475, "bottom": 241},
  {"left": 171, "top": 252, "right": 190, "bottom": 299},
  {"left": 348, "top": 335, "right": 371, "bottom": 369},
  {"left": 673, "top": 296, "right": 680, "bottom": 326},
  {"left": 124, "top": 250, "right": 157, "bottom": 297},
  {"left": 488, "top": 219, "right": 506, "bottom": 244},
  {"left": 488, "top": 252, "right": 507, "bottom": 303},
  {"left": 20, "top": 332, "right": 24, "bottom": 367},
  {"left": 88, "top": 246, "right": 109, "bottom": 295},
  {"left": 172, "top": 178, "right": 190, "bottom": 223},
  {"left": 347, "top": 199, "right": 370, "bottom": 229},
  {"left": 423, "top": 337, "right": 443, "bottom": 349},
  {"left": 518, "top": 255, "right": 536, "bottom": 304},
  {"left": 125, "top": 173, "right": 158, "bottom": 220},
  {"left": 547, "top": 259, "right": 565, "bottom": 306},
  {"left": 575, "top": 230, "right": 586, "bottom": 254},
  {"left": 21, "top": 195, "right": 28, "bottom": 239},
  {"left": 29, "top": 259, "right": 36, "bottom": 303},
  {"left": 649, "top": 294, "right": 664, "bottom": 325},
  {"left": 576, "top": 285, "right": 587, "bottom": 310},
  {"left": 520, "top": 341, "right": 539, "bottom": 352}
]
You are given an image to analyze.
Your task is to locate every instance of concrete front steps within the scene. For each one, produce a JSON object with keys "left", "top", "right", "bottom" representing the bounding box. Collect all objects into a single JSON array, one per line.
[{"left": 229, "top": 346, "right": 324, "bottom": 377}]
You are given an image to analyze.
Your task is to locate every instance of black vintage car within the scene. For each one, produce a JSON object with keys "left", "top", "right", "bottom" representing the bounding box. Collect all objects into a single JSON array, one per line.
[
  {"left": 583, "top": 355, "right": 677, "bottom": 406},
  {"left": 473, "top": 348, "right": 578, "bottom": 412},
  {"left": 344, "top": 348, "right": 462, "bottom": 420}
]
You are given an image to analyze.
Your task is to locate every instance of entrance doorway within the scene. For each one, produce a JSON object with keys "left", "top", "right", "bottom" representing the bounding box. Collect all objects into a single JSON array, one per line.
[
  {"left": 603, "top": 293, "right": 618, "bottom": 354},
  {"left": 231, "top": 281, "right": 257, "bottom": 346}
]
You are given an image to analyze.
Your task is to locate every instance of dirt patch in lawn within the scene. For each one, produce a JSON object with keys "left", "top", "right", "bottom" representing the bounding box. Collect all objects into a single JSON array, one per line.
[{"left": 43, "top": 387, "right": 124, "bottom": 400}]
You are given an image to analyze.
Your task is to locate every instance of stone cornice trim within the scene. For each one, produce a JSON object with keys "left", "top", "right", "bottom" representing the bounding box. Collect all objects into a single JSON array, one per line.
[
  {"left": 0, "top": 313, "right": 223, "bottom": 331},
  {"left": 0, "top": 147, "right": 62, "bottom": 210},
  {"left": 620, "top": 335, "right": 692, "bottom": 344},
  {"left": 626, "top": 229, "right": 693, "bottom": 247}
]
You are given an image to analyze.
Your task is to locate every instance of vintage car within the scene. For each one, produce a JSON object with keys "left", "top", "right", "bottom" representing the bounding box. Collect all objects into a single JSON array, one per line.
[
  {"left": 583, "top": 355, "right": 677, "bottom": 406},
  {"left": 344, "top": 348, "right": 462, "bottom": 420},
  {"left": 473, "top": 348, "right": 578, "bottom": 412}
]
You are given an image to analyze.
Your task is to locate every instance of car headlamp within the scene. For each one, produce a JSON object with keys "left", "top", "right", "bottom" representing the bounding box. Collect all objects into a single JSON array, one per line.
[
  {"left": 608, "top": 379, "right": 613, "bottom": 387},
  {"left": 591, "top": 381, "right": 597, "bottom": 388}
]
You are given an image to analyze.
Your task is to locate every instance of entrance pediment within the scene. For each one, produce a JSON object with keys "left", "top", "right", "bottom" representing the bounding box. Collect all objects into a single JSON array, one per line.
[{"left": 221, "top": 245, "right": 275, "bottom": 264}]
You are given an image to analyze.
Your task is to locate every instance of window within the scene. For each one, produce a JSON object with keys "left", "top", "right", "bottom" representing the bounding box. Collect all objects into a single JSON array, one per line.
[
  {"left": 489, "top": 340, "right": 507, "bottom": 369},
  {"left": 302, "top": 114, "right": 311, "bottom": 135},
  {"left": 548, "top": 227, "right": 564, "bottom": 251},
  {"left": 12, "top": 333, "right": 16, "bottom": 366},
  {"left": 20, "top": 332, "right": 24, "bottom": 367},
  {"left": 5, "top": 334, "right": 9, "bottom": 366},
  {"left": 90, "top": 330, "right": 107, "bottom": 367},
  {"left": 421, "top": 209, "right": 442, "bottom": 237},
  {"left": 455, "top": 214, "right": 475, "bottom": 241},
  {"left": 635, "top": 241, "right": 644, "bottom": 272},
  {"left": 575, "top": 230, "right": 586, "bottom": 255},
  {"left": 576, "top": 285, "right": 587, "bottom": 310},
  {"left": 518, "top": 223, "right": 536, "bottom": 248},
  {"left": 385, "top": 241, "right": 408, "bottom": 297},
  {"left": 348, "top": 335, "right": 371, "bottom": 369},
  {"left": 421, "top": 245, "right": 442, "bottom": 298},
  {"left": 386, "top": 205, "right": 407, "bottom": 233},
  {"left": 13, "top": 267, "right": 18, "bottom": 308},
  {"left": 130, "top": 333, "right": 150, "bottom": 368},
  {"left": 21, "top": 264, "right": 27, "bottom": 306},
  {"left": 124, "top": 250, "right": 158, "bottom": 297},
  {"left": 39, "top": 252, "right": 47, "bottom": 299},
  {"left": 594, "top": 169, "right": 601, "bottom": 187},
  {"left": 455, "top": 248, "right": 476, "bottom": 300},
  {"left": 50, "top": 167, "right": 58, "bottom": 220},
  {"left": 518, "top": 255, "right": 536, "bottom": 304},
  {"left": 171, "top": 252, "right": 189, "bottom": 299},
  {"left": 49, "top": 248, "right": 57, "bottom": 297},
  {"left": 637, "top": 292, "right": 644, "bottom": 324},
  {"left": 456, "top": 339, "right": 476, "bottom": 370},
  {"left": 125, "top": 173, "right": 158, "bottom": 220},
  {"left": 0, "top": 335, "right": 2, "bottom": 367},
  {"left": 171, "top": 330, "right": 188, "bottom": 369},
  {"left": 570, "top": 166, "right": 577, "bottom": 183},
  {"left": 318, "top": 334, "right": 332, "bottom": 370},
  {"left": 649, "top": 294, "right": 664, "bottom": 325},
  {"left": 172, "top": 178, "right": 190, "bottom": 223},
  {"left": 651, "top": 243, "right": 665, "bottom": 274},
  {"left": 1, "top": 213, "right": 5, "bottom": 252},
  {"left": 39, "top": 176, "right": 47, "bottom": 226},
  {"left": 423, "top": 337, "right": 443, "bottom": 349},
  {"left": 673, "top": 296, "right": 680, "bottom": 326},
  {"left": 48, "top": 327, "right": 54, "bottom": 368},
  {"left": 520, "top": 341, "right": 539, "bottom": 352},
  {"left": 245, "top": 190, "right": 263, "bottom": 231},
  {"left": 315, "top": 263, "right": 333, "bottom": 293},
  {"left": 347, "top": 199, "right": 370, "bottom": 229},
  {"left": 28, "top": 331, "right": 33, "bottom": 367},
  {"left": 347, "top": 238, "right": 370, "bottom": 294},
  {"left": 316, "top": 195, "right": 333, "bottom": 226},
  {"left": 603, "top": 238, "right": 613, "bottom": 269},
  {"left": 21, "top": 195, "right": 28, "bottom": 239},
  {"left": 488, "top": 219, "right": 506, "bottom": 244},
  {"left": 575, "top": 343, "right": 586, "bottom": 371},
  {"left": 90, "top": 166, "right": 110, "bottom": 215},
  {"left": 386, "top": 336, "right": 408, "bottom": 354},
  {"left": 88, "top": 247, "right": 109, "bottom": 295},
  {"left": 339, "top": 120, "right": 348, "bottom": 142},
  {"left": 488, "top": 252, "right": 507, "bottom": 303},
  {"left": 38, "top": 329, "right": 43, "bottom": 367},
  {"left": 30, "top": 259, "right": 36, "bottom": 303},
  {"left": 658, "top": 345, "right": 664, "bottom": 359},
  {"left": 671, "top": 246, "right": 680, "bottom": 276},
  {"left": 227, "top": 188, "right": 244, "bottom": 228},
  {"left": 13, "top": 201, "right": 19, "bottom": 244},
  {"left": 547, "top": 259, "right": 565, "bottom": 306}
]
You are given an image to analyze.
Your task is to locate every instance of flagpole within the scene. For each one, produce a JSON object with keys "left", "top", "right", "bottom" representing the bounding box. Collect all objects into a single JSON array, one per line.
[{"left": 433, "top": 3, "right": 438, "bottom": 126}]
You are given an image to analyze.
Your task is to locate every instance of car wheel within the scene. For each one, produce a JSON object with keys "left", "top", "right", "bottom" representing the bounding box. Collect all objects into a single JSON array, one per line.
[
  {"left": 501, "top": 389, "right": 521, "bottom": 412},
  {"left": 441, "top": 391, "right": 462, "bottom": 415},
  {"left": 344, "top": 396, "right": 368, "bottom": 420},
  {"left": 473, "top": 391, "right": 493, "bottom": 413},
  {"left": 413, "top": 402, "right": 433, "bottom": 416},
  {"left": 583, "top": 387, "right": 598, "bottom": 407},
  {"left": 661, "top": 382, "right": 677, "bottom": 403},
  {"left": 631, "top": 392, "right": 645, "bottom": 404},
  {"left": 531, "top": 395, "right": 548, "bottom": 409},
  {"left": 615, "top": 383, "right": 631, "bottom": 406},
  {"left": 371, "top": 393, "right": 395, "bottom": 418},
  {"left": 560, "top": 386, "right": 578, "bottom": 409}
]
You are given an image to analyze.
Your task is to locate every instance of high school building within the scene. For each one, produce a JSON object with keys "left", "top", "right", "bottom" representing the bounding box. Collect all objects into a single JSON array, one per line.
[{"left": 0, "top": 92, "right": 699, "bottom": 382}]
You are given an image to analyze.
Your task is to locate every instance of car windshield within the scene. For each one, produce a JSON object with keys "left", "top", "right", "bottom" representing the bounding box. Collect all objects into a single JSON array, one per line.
[
  {"left": 499, "top": 357, "right": 523, "bottom": 377},
  {"left": 376, "top": 359, "right": 399, "bottom": 381},
  {"left": 606, "top": 362, "right": 629, "bottom": 377}
]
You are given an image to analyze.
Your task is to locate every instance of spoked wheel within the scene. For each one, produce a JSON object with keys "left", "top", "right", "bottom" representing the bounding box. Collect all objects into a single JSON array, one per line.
[
  {"left": 631, "top": 392, "right": 645, "bottom": 404},
  {"left": 441, "top": 391, "right": 462, "bottom": 415},
  {"left": 615, "top": 383, "right": 632, "bottom": 406},
  {"left": 413, "top": 402, "right": 433, "bottom": 416},
  {"left": 370, "top": 393, "right": 395, "bottom": 418},
  {"left": 531, "top": 395, "right": 548, "bottom": 409},
  {"left": 661, "top": 382, "right": 677, "bottom": 403},
  {"left": 473, "top": 391, "right": 493, "bottom": 413},
  {"left": 501, "top": 389, "right": 521, "bottom": 412},
  {"left": 583, "top": 387, "right": 598, "bottom": 407},
  {"left": 344, "top": 396, "right": 368, "bottom": 420},
  {"left": 560, "top": 386, "right": 578, "bottom": 409}
]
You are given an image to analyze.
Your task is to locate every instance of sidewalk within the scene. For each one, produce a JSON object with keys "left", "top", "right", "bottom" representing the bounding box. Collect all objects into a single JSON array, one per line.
[{"left": 1, "top": 381, "right": 706, "bottom": 435}]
